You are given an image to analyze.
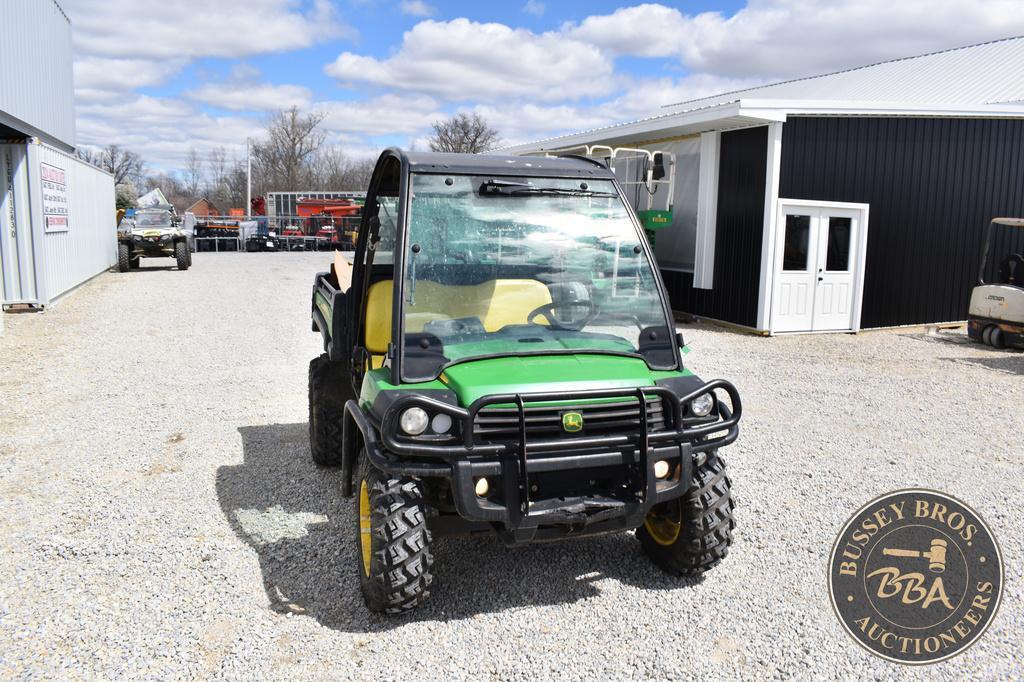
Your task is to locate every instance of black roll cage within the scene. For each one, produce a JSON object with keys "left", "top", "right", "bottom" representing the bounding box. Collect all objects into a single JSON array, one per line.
[{"left": 348, "top": 147, "right": 684, "bottom": 389}]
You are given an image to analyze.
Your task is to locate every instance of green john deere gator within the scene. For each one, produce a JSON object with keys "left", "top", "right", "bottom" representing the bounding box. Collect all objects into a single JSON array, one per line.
[{"left": 308, "top": 149, "right": 742, "bottom": 613}]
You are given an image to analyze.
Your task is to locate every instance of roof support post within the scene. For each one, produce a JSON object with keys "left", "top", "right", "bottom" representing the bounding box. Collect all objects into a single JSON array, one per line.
[
  {"left": 692, "top": 131, "right": 721, "bottom": 289},
  {"left": 755, "top": 122, "right": 784, "bottom": 332}
]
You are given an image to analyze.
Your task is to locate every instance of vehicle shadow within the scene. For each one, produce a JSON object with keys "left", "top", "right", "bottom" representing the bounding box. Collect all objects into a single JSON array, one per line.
[
  {"left": 216, "top": 423, "right": 703, "bottom": 632},
  {"left": 942, "top": 354, "right": 1024, "bottom": 375}
]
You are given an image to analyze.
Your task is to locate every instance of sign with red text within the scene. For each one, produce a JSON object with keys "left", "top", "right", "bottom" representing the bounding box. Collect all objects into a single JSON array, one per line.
[{"left": 41, "top": 162, "right": 69, "bottom": 233}]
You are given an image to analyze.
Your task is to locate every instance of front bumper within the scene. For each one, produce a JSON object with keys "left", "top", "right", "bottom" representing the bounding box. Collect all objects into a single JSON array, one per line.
[{"left": 346, "top": 381, "right": 741, "bottom": 543}]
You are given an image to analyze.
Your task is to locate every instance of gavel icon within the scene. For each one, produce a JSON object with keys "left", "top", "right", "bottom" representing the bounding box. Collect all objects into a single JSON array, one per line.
[{"left": 882, "top": 538, "right": 948, "bottom": 573}]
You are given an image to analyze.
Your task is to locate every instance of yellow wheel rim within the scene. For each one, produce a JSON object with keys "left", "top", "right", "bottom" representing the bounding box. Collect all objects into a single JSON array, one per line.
[
  {"left": 359, "top": 479, "right": 372, "bottom": 576},
  {"left": 644, "top": 502, "right": 682, "bottom": 546}
]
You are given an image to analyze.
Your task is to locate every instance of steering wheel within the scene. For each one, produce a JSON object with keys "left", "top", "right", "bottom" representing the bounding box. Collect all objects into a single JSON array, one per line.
[
  {"left": 528, "top": 300, "right": 596, "bottom": 331},
  {"left": 998, "top": 254, "right": 1024, "bottom": 285}
]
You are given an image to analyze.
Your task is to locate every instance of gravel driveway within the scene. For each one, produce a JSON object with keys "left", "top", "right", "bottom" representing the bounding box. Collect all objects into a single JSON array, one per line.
[{"left": 0, "top": 252, "right": 1020, "bottom": 679}]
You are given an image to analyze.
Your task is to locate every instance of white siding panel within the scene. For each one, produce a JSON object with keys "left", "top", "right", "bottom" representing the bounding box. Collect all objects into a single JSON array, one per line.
[
  {"left": 0, "top": 0, "right": 75, "bottom": 148},
  {"left": 34, "top": 144, "right": 116, "bottom": 302}
]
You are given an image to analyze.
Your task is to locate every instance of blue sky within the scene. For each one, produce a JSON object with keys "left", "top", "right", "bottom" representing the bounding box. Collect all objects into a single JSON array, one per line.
[{"left": 60, "top": 0, "right": 1024, "bottom": 172}]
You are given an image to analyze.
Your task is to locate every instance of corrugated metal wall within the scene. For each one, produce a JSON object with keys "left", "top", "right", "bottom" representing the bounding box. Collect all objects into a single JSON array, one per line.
[
  {"left": 0, "top": 0, "right": 75, "bottom": 149},
  {"left": 1, "top": 142, "right": 115, "bottom": 306},
  {"left": 34, "top": 144, "right": 116, "bottom": 302},
  {"left": 662, "top": 126, "right": 767, "bottom": 327},
  {"left": 0, "top": 144, "right": 37, "bottom": 303},
  {"left": 779, "top": 116, "right": 1024, "bottom": 328}
]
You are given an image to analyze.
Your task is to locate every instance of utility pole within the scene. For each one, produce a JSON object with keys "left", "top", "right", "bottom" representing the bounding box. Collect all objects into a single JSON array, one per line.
[{"left": 245, "top": 138, "right": 252, "bottom": 218}]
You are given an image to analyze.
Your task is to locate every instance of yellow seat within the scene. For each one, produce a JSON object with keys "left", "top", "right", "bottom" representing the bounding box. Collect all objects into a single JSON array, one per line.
[{"left": 363, "top": 278, "right": 552, "bottom": 363}]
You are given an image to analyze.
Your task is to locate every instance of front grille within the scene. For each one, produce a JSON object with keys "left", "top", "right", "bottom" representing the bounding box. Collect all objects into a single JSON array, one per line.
[{"left": 473, "top": 396, "right": 666, "bottom": 439}]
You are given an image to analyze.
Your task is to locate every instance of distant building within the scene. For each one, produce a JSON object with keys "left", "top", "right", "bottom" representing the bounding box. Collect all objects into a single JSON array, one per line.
[
  {"left": 508, "top": 38, "right": 1024, "bottom": 334},
  {"left": 1, "top": 0, "right": 116, "bottom": 311},
  {"left": 186, "top": 198, "right": 220, "bottom": 218}
]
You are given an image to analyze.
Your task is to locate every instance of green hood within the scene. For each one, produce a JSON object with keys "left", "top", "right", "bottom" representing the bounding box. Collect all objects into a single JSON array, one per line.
[{"left": 439, "top": 354, "right": 659, "bottom": 406}]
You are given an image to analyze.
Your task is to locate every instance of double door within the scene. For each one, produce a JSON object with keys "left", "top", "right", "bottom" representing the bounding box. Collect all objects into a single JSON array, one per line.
[{"left": 772, "top": 203, "right": 867, "bottom": 333}]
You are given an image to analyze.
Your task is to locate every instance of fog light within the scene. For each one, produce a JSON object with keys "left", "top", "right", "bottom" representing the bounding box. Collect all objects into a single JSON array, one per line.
[
  {"left": 474, "top": 477, "right": 489, "bottom": 497},
  {"left": 431, "top": 413, "right": 452, "bottom": 434},
  {"left": 399, "top": 407, "right": 429, "bottom": 435},
  {"left": 654, "top": 460, "right": 670, "bottom": 479}
]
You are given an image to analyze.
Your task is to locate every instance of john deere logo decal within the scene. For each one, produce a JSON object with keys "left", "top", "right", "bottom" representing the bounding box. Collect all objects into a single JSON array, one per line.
[
  {"left": 561, "top": 412, "right": 583, "bottom": 432},
  {"left": 828, "top": 489, "right": 1002, "bottom": 664}
]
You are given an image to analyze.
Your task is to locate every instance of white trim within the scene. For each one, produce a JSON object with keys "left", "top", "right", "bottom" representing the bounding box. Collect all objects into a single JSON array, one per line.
[
  {"left": 770, "top": 199, "right": 871, "bottom": 334},
  {"left": 738, "top": 97, "right": 1024, "bottom": 118},
  {"left": 755, "top": 122, "right": 784, "bottom": 331},
  {"left": 692, "top": 131, "right": 720, "bottom": 289},
  {"left": 502, "top": 97, "right": 1024, "bottom": 157}
]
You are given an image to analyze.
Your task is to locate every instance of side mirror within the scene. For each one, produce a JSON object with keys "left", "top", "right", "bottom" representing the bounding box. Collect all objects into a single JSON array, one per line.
[
  {"left": 652, "top": 152, "right": 667, "bottom": 181},
  {"left": 676, "top": 332, "right": 685, "bottom": 348}
]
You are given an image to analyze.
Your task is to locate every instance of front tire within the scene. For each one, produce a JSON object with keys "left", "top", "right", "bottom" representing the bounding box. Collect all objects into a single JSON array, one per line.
[
  {"left": 355, "top": 455, "right": 434, "bottom": 613},
  {"left": 175, "top": 241, "right": 190, "bottom": 270},
  {"left": 117, "top": 243, "right": 130, "bottom": 272},
  {"left": 638, "top": 453, "right": 735, "bottom": 576}
]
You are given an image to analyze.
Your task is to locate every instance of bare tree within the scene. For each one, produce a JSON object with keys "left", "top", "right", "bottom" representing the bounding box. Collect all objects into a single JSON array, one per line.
[
  {"left": 183, "top": 147, "right": 203, "bottom": 198},
  {"left": 252, "top": 106, "right": 326, "bottom": 191},
  {"left": 206, "top": 146, "right": 231, "bottom": 210},
  {"left": 78, "top": 144, "right": 146, "bottom": 186},
  {"left": 429, "top": 113, "right": 499, "bottom": 153}
]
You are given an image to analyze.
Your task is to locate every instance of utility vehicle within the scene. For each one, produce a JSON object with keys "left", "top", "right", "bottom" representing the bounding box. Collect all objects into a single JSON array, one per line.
[
  {"left": 968, "top": 217, "right": 1024, "bottom": 349},
  {"left": 308, "top": 149, "right": 742, "bottom": 613},
  {"left": 117, "top": 208, "right": 190, "bottom": 271}
]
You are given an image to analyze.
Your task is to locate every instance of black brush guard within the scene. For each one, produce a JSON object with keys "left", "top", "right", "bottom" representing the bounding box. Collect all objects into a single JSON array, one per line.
[{"left": 345, "top": 380, "right": 740, "bottom": 543}]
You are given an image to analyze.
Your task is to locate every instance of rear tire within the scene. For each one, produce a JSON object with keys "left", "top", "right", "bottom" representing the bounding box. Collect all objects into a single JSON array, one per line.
[
  {"left": 175, "top": 241, "right": 189, "bottom": 270},
  {"left": 990, "top": 326, "right": 1005, "bottom": 349},
  {"left": 117, "top": 243, "right": 130, "bottom": 272},
  {"left": 638, "top": 453, "right": 735, "bottom": 576},
  {"left": 355, "top": 454, "right": 434, "bottom": 613},
  {"left": 982, "top": 326, "right": 993, "bottom": 346},
  {"left": 308, "top": 354, "right": 347, "bottom": 466}
]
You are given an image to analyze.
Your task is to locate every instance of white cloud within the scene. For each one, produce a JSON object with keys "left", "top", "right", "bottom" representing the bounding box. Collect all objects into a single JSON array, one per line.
[
  {"left": 566, "top": 1, "right": 1024, "bottom": 80},
  {"left": 75, "top": 95, "right": 263, "bottom": 167},
  {"left": 318, "top": 95, "right": 447, "bottom": 136},
  {"left": 523, "top": 0, "right": 545, "bottom": 17},
  {"left": 325, "top": 18, "right": 616, "bottom": 101},
  {"left": 187, "top": 82, "right": 312, "bottom": 112},
  {"left": 400, "top": 0, "right": 436, "bottom": 17},
  {"left": 62, "top": 0, "right": 355, "bottom": 103},
  {"left": 62, "top": 0, "right": 352, "bottom": 61},
  {"left": 185, "top": 67, "right": 313, "bottom": 112},
  {"left": 74, "top": 57, "right": 187, "bottom": 94}
]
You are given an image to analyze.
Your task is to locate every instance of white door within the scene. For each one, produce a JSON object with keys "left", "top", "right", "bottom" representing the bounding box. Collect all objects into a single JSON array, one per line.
[
  {"left": 772, "top": 211, "right": 818, "bottom": 332},
  {"left": 772, "top": 202, "right": 867, "bottom": 333}
]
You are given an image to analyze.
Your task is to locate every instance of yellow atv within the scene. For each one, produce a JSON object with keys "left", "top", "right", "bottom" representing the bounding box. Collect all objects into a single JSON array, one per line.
[{"left": 118, "top": 208, "right": 191, "bottom": 271}]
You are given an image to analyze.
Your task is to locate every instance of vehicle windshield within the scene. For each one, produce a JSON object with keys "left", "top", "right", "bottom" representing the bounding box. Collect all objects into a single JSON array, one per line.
[
  {"left": 400, "top": 173, "right": 675, "bottom": 381},
  {"left": 135, "top": 212, "right": 171, "bottom": 228}
]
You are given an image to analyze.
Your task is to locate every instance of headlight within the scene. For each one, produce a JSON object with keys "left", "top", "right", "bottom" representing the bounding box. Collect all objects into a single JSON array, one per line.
[
  {"left": 161, "top": 234, "right": 170, "bottom": 241},
  {"left": 431, "top": 413, "right": 452, "bottom": 434},
  {"left": 689, "top": 393, "right": 714, "bottom": 417},
  {"left": 400, "top": 407, "right": 429, "bottom": 435}
]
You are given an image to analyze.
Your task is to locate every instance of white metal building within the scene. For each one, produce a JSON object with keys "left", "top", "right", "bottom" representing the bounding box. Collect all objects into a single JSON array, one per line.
[
  {"left": 507, "top": 38, "right": 1024, "bottom": 334},
  {"left": 1, "top": 0, "right": 116, "bottom": 314}
]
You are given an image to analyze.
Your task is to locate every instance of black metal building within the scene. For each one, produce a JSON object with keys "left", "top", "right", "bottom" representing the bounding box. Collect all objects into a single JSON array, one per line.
[{"left": 510, "top": 37, "right": 1024, "bottom": 334}]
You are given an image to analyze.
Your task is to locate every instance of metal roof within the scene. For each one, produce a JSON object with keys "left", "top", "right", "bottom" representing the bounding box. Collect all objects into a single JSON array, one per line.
[
  {"left": 504, "top": 36, "right": 1024, "bottom": 154},
  {"left": 667, "top": 36, "right": 1024, "bottom": 111}
]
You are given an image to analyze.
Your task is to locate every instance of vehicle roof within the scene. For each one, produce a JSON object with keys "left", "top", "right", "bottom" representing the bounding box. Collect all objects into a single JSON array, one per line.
[{"left": 394, "top": 149, "right": 614, "bottom": 178}]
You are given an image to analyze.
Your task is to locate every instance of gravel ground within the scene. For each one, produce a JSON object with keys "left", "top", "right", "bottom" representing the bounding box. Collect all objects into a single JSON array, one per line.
[{"left": 0, "top": 252, "right": 1020, "bottom": 679}]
